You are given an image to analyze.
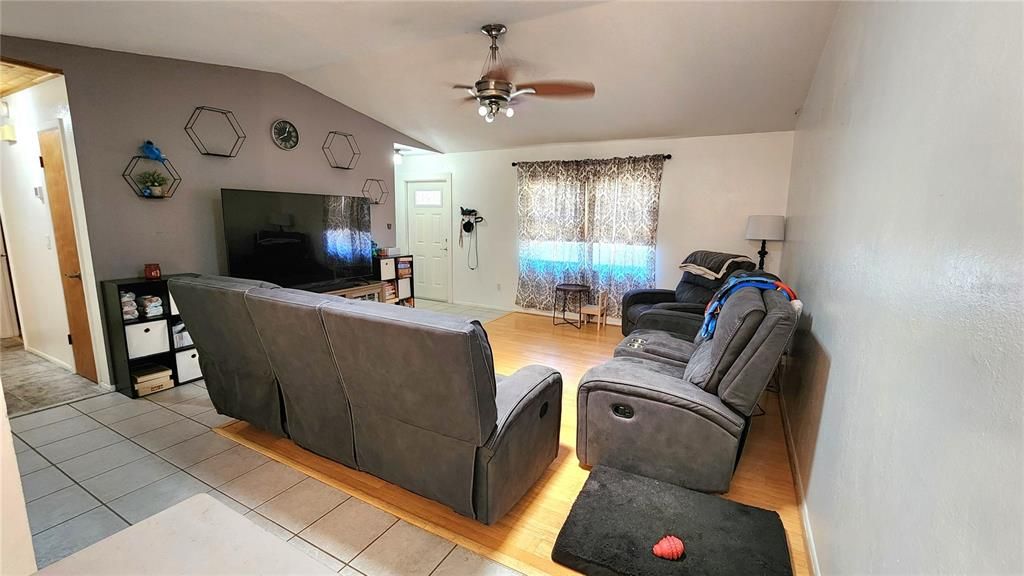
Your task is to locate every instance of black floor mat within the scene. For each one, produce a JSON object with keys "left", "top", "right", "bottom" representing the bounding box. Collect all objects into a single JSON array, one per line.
[{"left": 552, "top": 466, "right": 793, "bottom": 576}]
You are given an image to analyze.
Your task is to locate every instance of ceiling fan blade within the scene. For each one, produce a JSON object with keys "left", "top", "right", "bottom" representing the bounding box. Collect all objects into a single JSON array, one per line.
[
  {"left": 517, "top": 81, "right": 595, "bottom": 99},
  {"left": 461, "top": 95, "right": 479, "bottom": 103},
  {"left": 452, "top": 84, "right": 474, "bottom": 90}
]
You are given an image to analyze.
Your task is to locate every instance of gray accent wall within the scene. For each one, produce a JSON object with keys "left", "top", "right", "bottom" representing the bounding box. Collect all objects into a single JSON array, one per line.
[
  {"left": 0, "top": 36, "right": 427, "bottom": 281},
  {"left": 780, "top": 3, "right": 1022, "bottom": 574}
]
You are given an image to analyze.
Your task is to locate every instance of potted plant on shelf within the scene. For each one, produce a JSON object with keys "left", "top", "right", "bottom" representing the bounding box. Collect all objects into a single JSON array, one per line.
[{"left": 135, "top": 170, "right": 169, "bottom": 197}]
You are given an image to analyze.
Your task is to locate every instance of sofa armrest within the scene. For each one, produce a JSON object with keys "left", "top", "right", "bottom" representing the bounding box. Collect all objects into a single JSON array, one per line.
[
  {"left": 634, "top": 309, "right": 704, "bottom": 341},
  {"left": 622, "top": 288, "right": 676, "bottom": 311},
  {"left": 474, "top": 365, "right": 563, "bottom": 524},
  {"left": 577, "top": 359, "right": 744, "bottom": 437},
  {"left": 575, "top": 357, "right": 745, "bottom": 492}
]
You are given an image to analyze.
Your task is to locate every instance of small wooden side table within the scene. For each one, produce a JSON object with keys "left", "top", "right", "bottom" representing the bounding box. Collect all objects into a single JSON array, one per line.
[{"left": 553, "top": 283, "right": 591, "bottom": 329}]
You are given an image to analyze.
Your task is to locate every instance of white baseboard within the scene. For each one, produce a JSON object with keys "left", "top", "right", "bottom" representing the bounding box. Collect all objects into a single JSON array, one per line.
[
  {"left": 449, "top": 300, "right": 515, "bottom": 312},
  {"left": 24, "top": 346, "right": 74, "bottom": 372},
  {"left": 778, "top": 385, "right": 822, "bottom": 576}
]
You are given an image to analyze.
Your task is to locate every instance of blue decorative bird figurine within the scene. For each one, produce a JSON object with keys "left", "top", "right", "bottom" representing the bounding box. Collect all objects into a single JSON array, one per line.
[{"left": 140, "top": 140, "right": 165, "bottom": 161}]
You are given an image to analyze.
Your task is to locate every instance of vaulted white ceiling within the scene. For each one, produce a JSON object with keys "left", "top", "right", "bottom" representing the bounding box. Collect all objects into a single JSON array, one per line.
[{"left": 1, "top": 1, "right": 837, "bottom": 152}]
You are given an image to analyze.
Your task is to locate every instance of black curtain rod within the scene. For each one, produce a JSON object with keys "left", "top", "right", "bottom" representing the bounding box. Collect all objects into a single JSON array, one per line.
[{"left": 512, "top": 154, "right": 671, "bottom": 167}]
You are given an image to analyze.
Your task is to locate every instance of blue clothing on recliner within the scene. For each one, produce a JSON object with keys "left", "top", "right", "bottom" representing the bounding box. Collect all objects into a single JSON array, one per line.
[{"left": 699, "top": 275, "right": 792, "bottom": 339}]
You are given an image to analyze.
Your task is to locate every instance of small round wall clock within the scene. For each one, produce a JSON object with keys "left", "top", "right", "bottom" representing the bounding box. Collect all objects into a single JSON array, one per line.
[{"left": 271, "top": 119, "right": 299, "bottom": 150}]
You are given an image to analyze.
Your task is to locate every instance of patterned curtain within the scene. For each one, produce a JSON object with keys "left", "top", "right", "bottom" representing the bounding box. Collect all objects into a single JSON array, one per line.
[
  {"left": 515, "top": 155, "right": 664, "bottom": 318},
  {"left": 322, "top": 195, "right": 373, "bottom": 271}
]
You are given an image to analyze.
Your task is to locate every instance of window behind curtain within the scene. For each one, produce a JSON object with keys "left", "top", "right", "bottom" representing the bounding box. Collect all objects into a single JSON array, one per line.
[{"left": 515, "top": 155, "right": 664, "bottom": 318}]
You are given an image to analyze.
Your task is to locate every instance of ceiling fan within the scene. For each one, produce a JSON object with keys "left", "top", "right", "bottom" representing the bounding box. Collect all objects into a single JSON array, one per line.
[{"left": 453, "top": 24, "right": 596, "bottom": 123}]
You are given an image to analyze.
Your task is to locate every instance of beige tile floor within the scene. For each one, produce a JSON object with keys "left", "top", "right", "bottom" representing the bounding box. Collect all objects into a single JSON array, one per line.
[
  {"left": 413, "top": 300, "right": 510, "bottom": 323},
  {"left": 2, "top": 337, "right": 107, "bottom": 416},
  {"left": 10, "top": 383, "right": 521, "bottom": 575}
]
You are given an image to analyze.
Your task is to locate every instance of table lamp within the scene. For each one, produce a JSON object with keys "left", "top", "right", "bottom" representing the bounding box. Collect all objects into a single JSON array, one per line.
[{"left": 745, "top": 215, "right": 786, "bottom": 270}]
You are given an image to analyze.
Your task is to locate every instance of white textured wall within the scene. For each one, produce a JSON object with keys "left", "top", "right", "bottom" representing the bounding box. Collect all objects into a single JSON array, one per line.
[
  {"left": 396, "top": 131, "right": 793, "bottom": 310},
  {"left": 781, "top": 3, "right": 1023, "bottom": 574},
  {"left": 0, "top": 77, "right": 75, "bottom": 369},
  {"left": 0, "top": 395, "right": 36, "bottom": 575}
]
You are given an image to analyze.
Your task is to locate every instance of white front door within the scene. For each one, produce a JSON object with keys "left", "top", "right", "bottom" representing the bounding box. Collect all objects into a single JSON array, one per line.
[{"left": 406, "top": 180, "right": 450, "bottom": 302}]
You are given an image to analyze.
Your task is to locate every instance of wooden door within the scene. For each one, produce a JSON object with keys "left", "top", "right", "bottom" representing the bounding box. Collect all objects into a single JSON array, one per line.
[
  {"left": 38, "top": 128, "right": 97, "bottom": 382},
  {"left": 406, "top": 180, "right": 450, "bottom": 302}
]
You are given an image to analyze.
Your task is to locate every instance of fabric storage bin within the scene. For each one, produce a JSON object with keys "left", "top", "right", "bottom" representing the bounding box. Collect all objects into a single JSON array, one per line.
[
  {"left": 175, "top": 349, "right": 203, "bottom": 382},
  {"left": 379, "top": 258, "right": 396, "bottom": 280},
  {"left": 126, "top": 320, "right": 170, "bottom": 359}
]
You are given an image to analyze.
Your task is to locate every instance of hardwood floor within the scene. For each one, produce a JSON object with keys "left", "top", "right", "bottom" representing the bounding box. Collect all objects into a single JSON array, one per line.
[{"left": 217, "top": 312, "right": 809, "bottom": 576}]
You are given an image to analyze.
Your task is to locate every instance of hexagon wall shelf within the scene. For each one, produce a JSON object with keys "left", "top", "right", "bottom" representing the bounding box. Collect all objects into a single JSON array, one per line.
[
  {"left": 361, "top": 179, "right": 389, "bottom": 205},
  {"left": 122, "top": 156, "right": 182, "bottom": 199},
  {"left": 322, "top": 131, "right": 360, "bottom": 170},
  {"left": 185, "top": 106, "right": 246, "bottom": 157}
]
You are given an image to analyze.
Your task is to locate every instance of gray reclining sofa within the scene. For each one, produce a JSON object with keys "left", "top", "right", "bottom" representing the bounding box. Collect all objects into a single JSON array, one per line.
[
  {"left": 169, "top": 275, "right": 563, "bottom": 524},
  {"left": 578, "top": 285, "right": 798, "bottom": 493}
]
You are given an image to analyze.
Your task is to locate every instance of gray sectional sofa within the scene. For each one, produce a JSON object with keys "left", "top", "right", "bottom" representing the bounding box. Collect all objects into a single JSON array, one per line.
[
  {"left": 578, "top": 285, "right": 798, "bottom": 493},
  {"left": 168, "top": 275, "right": 562, "bottom": 524}
]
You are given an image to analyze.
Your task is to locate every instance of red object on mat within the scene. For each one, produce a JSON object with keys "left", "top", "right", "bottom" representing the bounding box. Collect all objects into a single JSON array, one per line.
[{"left": 652, "top": 535, "right": 685, "bottom": 560}]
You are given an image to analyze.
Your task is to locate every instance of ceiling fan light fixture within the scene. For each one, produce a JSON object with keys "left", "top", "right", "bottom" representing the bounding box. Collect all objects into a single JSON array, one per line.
[{"left": 454, "top": 23, "right": 595, "bottom": 124}]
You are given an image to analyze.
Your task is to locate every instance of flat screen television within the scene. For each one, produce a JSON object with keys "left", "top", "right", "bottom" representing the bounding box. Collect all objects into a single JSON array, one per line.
[{"left": 221, "top": 188, "right": 373, "bottom": 291}]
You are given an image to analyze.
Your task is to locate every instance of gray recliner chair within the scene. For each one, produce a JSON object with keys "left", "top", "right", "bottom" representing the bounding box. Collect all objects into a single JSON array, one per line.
[
  {"left": 168, "top": 275, "right": 286, "bottom": 437},
  {"left": 318, "top": 299, "right": 563, "bottom": 524},
  {"left": 578, "top": 286, "right": 797, "bottom": 492},
  {"left": 620, "top": 250, "right": 755, "bottom": 337}
]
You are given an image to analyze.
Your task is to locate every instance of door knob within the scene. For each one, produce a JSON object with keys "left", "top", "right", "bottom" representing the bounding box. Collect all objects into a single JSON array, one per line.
[{"left": 65, "top": 272, "right": 82, "bottom": 279}]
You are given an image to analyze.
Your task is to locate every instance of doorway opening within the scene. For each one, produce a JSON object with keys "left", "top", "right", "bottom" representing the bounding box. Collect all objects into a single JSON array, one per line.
[{"left": 0, "top": 59, "right": 106, "bottom": 415}]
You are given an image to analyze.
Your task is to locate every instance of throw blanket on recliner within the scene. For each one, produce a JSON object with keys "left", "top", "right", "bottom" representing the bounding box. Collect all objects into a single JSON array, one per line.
[
  {"left": 679, "top": 253, "right": 755, "bottom": 281},
  {"left": 699, "top": 274, "right": 798, "bottom": 339}
]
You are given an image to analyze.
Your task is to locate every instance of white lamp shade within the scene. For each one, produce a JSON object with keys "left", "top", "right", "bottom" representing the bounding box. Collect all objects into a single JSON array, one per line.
[{"left": 745, "top": 215, "right": 786, "bottom": 241}]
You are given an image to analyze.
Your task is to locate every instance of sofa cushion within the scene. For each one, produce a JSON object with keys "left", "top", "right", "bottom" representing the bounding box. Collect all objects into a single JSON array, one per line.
[
  {"left": 717, "top": 290, "right": 797, "bottom": 415},
  {"left": 244, "top": 288, "right": 358, "bottom": 468},
  {"left": 614, "top": 330, "right": 697, "bottom": 371},
  {"left": 683, "top": 287, "right": 766, "bottom": 394},
  {"left": 317, "top": 300, "right": 499, "bottom": 518},
  {"left": 674, "top": 282, "right": 716, "bottom": 306},
  {"left": 319, "top": 300, "right": 497, "bottom": 445},
  {"left": 626, "top": 303, "right": 655, "bottom": 325}
]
